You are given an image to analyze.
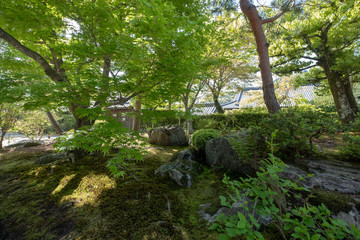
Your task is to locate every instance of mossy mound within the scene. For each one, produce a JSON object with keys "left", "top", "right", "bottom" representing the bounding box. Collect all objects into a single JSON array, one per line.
[{"left": 309, "top": 189, "right": 354, "bottom": 213}]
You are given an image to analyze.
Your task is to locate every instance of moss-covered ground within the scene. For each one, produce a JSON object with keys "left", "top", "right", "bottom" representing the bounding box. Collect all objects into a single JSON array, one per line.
[
  {"left": 0, "top": 145, "right": 227, "bottom": 240},
  {"left": 1, "top": 134, "right": 358, "bottom": 240}
]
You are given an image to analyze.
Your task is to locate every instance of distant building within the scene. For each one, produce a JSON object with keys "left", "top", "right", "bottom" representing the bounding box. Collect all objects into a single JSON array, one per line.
[{"left": 194, "top": 85, "right": 316, "bottom": 115}]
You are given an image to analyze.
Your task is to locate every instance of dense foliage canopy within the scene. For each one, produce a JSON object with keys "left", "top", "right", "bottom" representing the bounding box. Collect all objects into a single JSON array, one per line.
[{"left": 0, "top": 0, "right": 209, "bottom": 127}]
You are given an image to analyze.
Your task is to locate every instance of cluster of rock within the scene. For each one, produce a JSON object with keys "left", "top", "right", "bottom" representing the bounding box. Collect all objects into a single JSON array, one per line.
[
  {"left": 152, "top": 125, "right": 265, "bottom": 187},
  {"left": 155, "top": 148, "right": 202, "bottom": 187}
]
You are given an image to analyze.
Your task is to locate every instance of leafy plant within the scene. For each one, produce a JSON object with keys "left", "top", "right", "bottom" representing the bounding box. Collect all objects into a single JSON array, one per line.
[
  {"left": 283, "top": 203, "right": 360, "bottom": 240},
  {"left": 54, "top": 117, "right": 146, "bottom": 177},
  {"left": 211, "top": 150, "right": 360, "bottom": 239},
  {"left": 339, "top": 134, "right": 360, "bottom": 162},
  {"left": 191, "top": 129, "right": 220, "bottom": 152}
]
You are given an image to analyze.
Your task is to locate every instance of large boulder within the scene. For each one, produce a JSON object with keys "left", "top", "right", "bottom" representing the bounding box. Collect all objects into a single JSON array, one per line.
[
  {"left": 36, "top": 152, "right": 68, "bottom": 165},
  {"left": 205, "top": 130, "right": 266, "bottom": 175},
  {"left": 155, "top": 148, "right": 203, "bottom": 187},
  {"left": 5, "top": 140, "right": 44, "bottom": 149},
  {"left": 148, "top": 125, "right": 188, "bottom": 146},
  {"left": 279, "top": 159, "right": 360, "bottom": 194}
]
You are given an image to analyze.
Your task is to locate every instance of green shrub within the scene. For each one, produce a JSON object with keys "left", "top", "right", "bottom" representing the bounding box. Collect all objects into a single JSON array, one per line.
[
  {"left": 258, "top": 105, "right": 336, "bottom": 159},
  {"left": 191, "top": 129, "right": 220, "bottom": 152},
  {"left": 192, "top": 110, "right": 268, "bottom": 131},
  {"left": 348, "top": 114, "right": 360, "bottom": 133},
  {"left": 15, "top": 110, "right": 51, "bottom": 140},
  {"left": 193, "top": 117, "right": 219, "bottom": 130},
  {"left": 339, "top": 134, "right": 360, "bottom": 161}
]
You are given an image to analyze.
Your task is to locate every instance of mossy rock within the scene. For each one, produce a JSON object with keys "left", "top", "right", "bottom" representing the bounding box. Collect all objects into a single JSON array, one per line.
[{"left": 309, "top": 189, "right": 353, "bottom": 213}]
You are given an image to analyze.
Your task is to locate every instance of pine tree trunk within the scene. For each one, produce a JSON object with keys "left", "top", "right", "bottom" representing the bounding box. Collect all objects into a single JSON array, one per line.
[
  {"left": 240, "top": 0, "right": 281, "bottom": 114},
  {"left": 46, "top": 111, "right": 64, "bottom": 135}
]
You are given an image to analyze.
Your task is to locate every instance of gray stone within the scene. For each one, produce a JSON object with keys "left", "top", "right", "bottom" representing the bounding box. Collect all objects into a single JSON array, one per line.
[
  {"left": 279, "top": 159, "right": 360, "bottom": 229},
  {"left": 5, "top": 140, "right": 44, "bottom": 149},
  {"left": 205, "top": 130, "right": 266, "bottom": 175},
  {"left": 177, "top": 148, "right": 198, "bottom": 161},
  {"left": 155, "top": 149, "right": 203, "bottom": 187},
  {"left": 198, "top": 196, "right": 272, "bottom": 226},
  {"left": 36, "top": 152, "right": 67, "bottom": 165},
  {"left": 333, "top": 205, "right": 360, "bottom": 230},
  {"left": 279, "top": 159, "right": 360, "bottom": 194},
  {"left": 168, "top": 169, "right": 192, "bottom": 187},
  {"left": 148, "top": 125, "right": 188, "bottom": 146}
]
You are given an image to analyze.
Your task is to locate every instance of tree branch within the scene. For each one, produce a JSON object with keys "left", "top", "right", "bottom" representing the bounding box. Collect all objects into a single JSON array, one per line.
[
  {"left": 0, "top": 27, "right": 64, "bottom": 82},
  {"left": 262, "top": 0, "right": 295, "bottom": 24}
]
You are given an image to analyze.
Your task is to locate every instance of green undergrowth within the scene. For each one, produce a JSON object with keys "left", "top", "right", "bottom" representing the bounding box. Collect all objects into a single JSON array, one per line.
[{"left": 0, "top": 145, "right": 225, "bottom": 239}]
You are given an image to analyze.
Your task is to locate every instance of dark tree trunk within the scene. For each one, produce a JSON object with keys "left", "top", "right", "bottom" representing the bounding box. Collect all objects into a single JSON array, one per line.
[
  {"left": 326, "top": 71, "right": 358, "bottom": 122},
  {"left": 74, "top": 116, "right": 93, "bottom": 130},
  {"left": 46, "top": 111, "right": 64, "bottom": 135},
  {"left": 240, "top": 0, "right": 281, "bottom": 114},
  {"left": 344, "top": 79, "right": 359, "bottom": 114},
  {"left": 0, "top": 130, "right": 6, "bottom": 149},
  {"left": 213, "top": 95, "right": 224, "bottom": 114}
]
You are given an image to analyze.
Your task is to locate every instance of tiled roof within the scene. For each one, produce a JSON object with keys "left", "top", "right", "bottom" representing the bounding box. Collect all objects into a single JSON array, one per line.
[
  {"left": 279, "top": 85, "right": 316, "bottom": 107},
  {"left": 194, "top": 85, "right": 316, "bottom": 115},
  {"left": 193, "top": 102, "right": 216, "bottom": 115}
]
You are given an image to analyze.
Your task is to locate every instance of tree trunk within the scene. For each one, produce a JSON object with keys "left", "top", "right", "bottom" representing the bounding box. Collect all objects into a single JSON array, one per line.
[
  {"left": 69, "top": 103, "right": 94, "bottom": 130},
  {"left": 240, "top": 0, "right": 281, "bottom": 114},
  {"left": 132, "top": 98, "right": 141, "bottom": 132},
  {"left": 74, "top": 116, "right": 93, "bottom": 130},
  {"left": 186, "top": 119, "right": 194, "bottom": 134},
  {"left": 0, "top": 130, "right": 6, "bottom": 149},
  {"left": 344, "top": 79, "right": 359, "bottom": 114},
  {"left": 326, "top": 71, "right": 358, "bottom": 122},
  {"left": 213, "top": 95, "right": 224, "bottom": 114},
  {"left": 46, "top": 111, "right": 64, "bottom": 135}
]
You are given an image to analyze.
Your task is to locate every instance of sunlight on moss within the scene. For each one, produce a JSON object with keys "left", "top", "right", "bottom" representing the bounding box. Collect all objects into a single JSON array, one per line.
[
  {"left": 52, "top": 174, "right": 76, "bottom": 195},
  {"left": 61, "top": 174, "right": 115, "bottom": 207},
  {"left": 144, "top": 146, "right": 184, "bottom": 163}
]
